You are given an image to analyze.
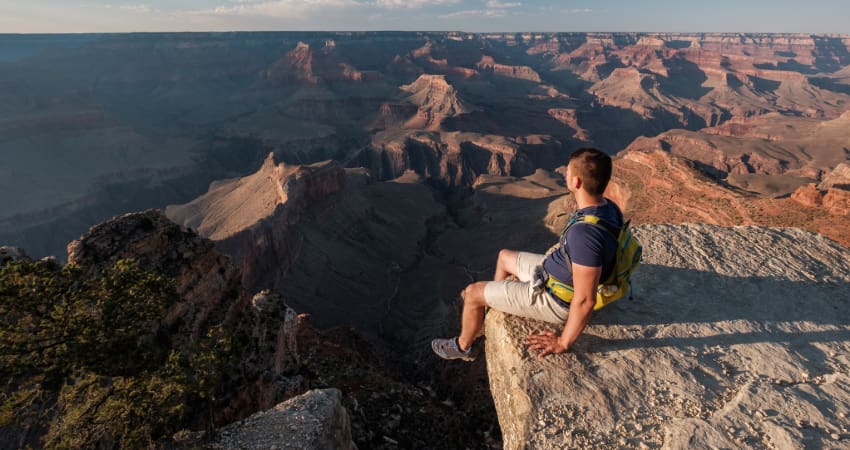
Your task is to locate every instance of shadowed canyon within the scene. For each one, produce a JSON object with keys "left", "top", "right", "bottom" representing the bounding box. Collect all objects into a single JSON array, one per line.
[{"left": 2, "top": 32, "right": 850, "bottom": 449}]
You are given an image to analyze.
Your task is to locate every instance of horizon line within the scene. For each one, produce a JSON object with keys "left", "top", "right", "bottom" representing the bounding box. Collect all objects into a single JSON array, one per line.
[{"left": 2, "top": 30, "right": 849, "bottom": 37}]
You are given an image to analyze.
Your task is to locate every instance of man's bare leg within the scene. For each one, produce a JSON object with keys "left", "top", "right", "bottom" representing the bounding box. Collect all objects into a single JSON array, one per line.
[
  {"left": 494, "top": 249, "right": 519, "bottom": 281},
  {"left": 458, "top": 281, "right": 488, "bottom": 351}
]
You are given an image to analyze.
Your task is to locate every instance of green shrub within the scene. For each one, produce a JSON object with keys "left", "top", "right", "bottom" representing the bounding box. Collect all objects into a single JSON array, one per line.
[{"left": 0, "top": 259, "right": 235, "bottom": 449}]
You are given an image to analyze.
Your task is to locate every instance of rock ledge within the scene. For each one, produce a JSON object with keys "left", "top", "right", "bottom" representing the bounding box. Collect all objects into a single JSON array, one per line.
[{"left": 486, "top": 224, "right": 850, "bottom": 449}]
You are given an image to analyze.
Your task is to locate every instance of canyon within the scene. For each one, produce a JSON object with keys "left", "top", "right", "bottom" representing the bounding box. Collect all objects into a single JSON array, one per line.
[
  {"left": 2, "top": 32, "right": 850, "bottom": 258},
  {"left": 2, "top": 31, "right": 850, "bottom": 448}
]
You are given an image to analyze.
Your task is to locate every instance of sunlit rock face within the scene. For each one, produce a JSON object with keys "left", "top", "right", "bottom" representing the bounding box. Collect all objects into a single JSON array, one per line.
[{"left": 486, "top": 223, "right": 850, "bottom": 450}]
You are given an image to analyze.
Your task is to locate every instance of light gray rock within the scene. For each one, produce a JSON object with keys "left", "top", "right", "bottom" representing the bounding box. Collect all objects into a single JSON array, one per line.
[
  {"left": 486, "top": 224, "right": 850, "bottom": 449},
  {"left": 211, "top": 388, "right": 355, "bottom": 450}
]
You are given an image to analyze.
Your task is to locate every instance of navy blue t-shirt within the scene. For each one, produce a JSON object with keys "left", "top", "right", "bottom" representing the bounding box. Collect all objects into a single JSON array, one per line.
[{"left": 543, "top": 198, "right": 622, "bottom": 286}]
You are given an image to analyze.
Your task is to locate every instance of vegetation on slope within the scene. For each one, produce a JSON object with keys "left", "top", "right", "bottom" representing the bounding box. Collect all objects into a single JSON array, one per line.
[{"left": 0, "top": 258, "right": 235, "bottom": 449}]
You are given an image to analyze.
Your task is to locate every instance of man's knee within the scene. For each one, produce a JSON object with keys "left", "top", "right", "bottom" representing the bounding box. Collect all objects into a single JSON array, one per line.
[
  {"left": 462, "top": 282, "right": 488, "bottom": 307},
  {"left": 497, "top": 249, "right": 518, "bottom": 272},
  {"left": 498, "top": 249, "right": 516, "bottom": 264}
]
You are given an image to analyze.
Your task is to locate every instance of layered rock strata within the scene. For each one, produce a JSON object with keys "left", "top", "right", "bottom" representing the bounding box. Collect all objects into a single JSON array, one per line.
[
  {"left": 167, "top": 155, "right": 448, "bottom": 331},
  {"left": 166, "top": 154, "right": 347, "bottom": 297}
]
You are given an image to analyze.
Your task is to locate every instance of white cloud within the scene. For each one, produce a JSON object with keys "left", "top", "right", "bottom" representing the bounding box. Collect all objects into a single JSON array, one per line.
[
  {"left": 485, "top": 0, "right": 521, "bottom": 8},
  {"left": 99, "top": 4, "right": 157, "bottom": 13},
  {"left": 562, "top": 8, "right": 592, "bottom": 14},
  {"left": 121, "top": 4, "right": 153, "bottom": 13},
  {"left": 374, "top": 0, "right": 461, "bottom": 8},
  {"left": 184, "top": 0, "right": 359, "bottom": 18},
  {"left": 440, "top": 8, "right": 506, "bottom": 19}
]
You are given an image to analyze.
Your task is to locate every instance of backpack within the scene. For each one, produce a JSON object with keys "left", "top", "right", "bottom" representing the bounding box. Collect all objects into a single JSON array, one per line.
[{"left": 557, "top": 211, "right": 643, "bottom": 311}]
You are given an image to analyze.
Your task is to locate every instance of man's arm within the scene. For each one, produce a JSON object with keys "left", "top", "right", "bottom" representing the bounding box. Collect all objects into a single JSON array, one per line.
[{"left": 525, "top": 263, "right": 601, "bottom": 357}]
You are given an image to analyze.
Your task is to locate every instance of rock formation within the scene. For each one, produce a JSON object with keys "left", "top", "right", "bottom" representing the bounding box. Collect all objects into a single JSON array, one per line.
[
  {"left": 211, "top": 389, "right": 355, "bottom": 450},
  {"left": 820, "top": 163, "right": 850, "bottom": 190},
  {"left": 791, "top": 183, "right": 824, "bottom": 208},
  {"left": 167, "top": 155, "right": 449, "bottom": 332},
  {"left": 166, "top": 154, "right": 347, "bottom": 298},
  {"left": 10, "top": 207, "right": 489, "bottom": 449},
  {"left": 823, "top": 188, "right": 850, "bottom": 216},
  {"left": 623, "top": 112, "right": 850, "bottom": 197},
  {"left": 67, "top": 209, "right": 245, "bottom": 345},
  {"left": 399, "top": 74, "right": 473, "bottom": 130},
  {"left": 486, "top": 223, "right": 850, "bottom": 449},
  {"left": 263, "top": 41, "right": 381, "bottom": 85},
  {"left": 5, "top": 32, "right": 850, "bottom": 259},
  {"left": 61, "top": 210, "right": 325, "bottom": 424},
  {"left": 476, "top": 55, "right": 543, "bottom": 82}
]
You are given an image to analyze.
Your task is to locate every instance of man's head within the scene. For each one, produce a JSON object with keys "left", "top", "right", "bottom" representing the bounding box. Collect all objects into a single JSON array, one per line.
[{"left": 566, "top": 148, "right": 612, "bottom": 196}]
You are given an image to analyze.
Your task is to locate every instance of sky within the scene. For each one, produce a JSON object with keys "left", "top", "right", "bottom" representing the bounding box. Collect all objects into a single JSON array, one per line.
[{"left": 1, "top": 0, "right": 849, "bottom": 34}]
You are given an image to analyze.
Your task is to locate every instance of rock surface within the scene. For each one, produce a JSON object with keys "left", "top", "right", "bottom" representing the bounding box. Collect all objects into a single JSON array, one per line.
[
  {"left": 166, "top": 154, "right": 347, "bottom": 299},
  {"left": 610, "top": 149, "right": 850, "bottom": 247},
  {"left": 211, "top": 389, "right": 355, "bottom": 450},
  {"left": 820, "top": 163, "right": 850, "bottom": 190},
  {"left": 66, "top": 209, "right": 245, "bottom": 345},
  {"left": 485, "top": 223, "right": 850, "bottom": 449}
]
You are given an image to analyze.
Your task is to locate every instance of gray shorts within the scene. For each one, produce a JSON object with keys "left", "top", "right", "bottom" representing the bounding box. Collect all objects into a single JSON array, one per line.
[{"left": 483, "top": 252, "right": 569, "bottom": 324}]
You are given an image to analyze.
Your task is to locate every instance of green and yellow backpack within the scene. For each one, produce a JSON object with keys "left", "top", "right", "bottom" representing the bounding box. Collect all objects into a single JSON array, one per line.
[{"left": 547, "top": 211, "right": 643, "bottom": 311}]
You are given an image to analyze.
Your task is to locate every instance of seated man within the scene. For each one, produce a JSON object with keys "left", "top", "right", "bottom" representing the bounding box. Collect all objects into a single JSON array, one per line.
[{"left": 432, "top": 148, "right": 622, "bottom": 360}]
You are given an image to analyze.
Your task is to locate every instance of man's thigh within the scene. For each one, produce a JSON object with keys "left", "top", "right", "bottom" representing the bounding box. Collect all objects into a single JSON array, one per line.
[
  {"left": 483, "top": 279, "right": 567, "bottom": 324},
  {"left": 514, "top": 252, "right": 546, "bottom": 282}
]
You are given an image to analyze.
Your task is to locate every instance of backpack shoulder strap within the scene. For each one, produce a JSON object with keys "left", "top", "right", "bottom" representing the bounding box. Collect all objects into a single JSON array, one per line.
[
  {"left": 558, "top": 214, "right": 620, "bottom": 265},
  {"left": 581, "top": 214, "right": 620, "bottom": 238}
]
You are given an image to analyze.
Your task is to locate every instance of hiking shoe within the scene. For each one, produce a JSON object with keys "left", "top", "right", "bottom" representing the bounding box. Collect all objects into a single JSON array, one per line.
[{"left": 431, "top": 337, "right": 476, "bottom": 362}]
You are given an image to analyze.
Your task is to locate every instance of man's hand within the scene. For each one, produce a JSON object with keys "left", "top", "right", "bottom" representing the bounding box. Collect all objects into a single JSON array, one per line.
[{"left": 525, "top": 330, "right": 568, "bottom": 358}]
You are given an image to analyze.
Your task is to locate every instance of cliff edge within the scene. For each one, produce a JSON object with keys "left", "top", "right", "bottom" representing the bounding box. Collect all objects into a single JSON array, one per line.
[{"left": 486, "top": 223, "right": 850, "bottom": 449}]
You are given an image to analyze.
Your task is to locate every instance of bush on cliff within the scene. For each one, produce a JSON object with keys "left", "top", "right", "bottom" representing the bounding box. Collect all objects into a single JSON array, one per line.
[{"left": 0, "top": 258, "right": 235, "bottom": 448}]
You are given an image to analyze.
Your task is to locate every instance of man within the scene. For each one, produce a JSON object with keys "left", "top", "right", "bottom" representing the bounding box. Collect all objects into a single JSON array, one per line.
[{"left": 432, "top": 148, "right": 622, "bottom": 360}]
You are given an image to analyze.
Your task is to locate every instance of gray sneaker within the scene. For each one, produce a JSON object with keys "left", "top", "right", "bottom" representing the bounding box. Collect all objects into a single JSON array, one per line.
[{"left": 431, "top": 337, "right": 476, "bottom": 362}]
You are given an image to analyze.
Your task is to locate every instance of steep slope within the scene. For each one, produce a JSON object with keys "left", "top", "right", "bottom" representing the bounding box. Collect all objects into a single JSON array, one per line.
[
  {"left": 262, "top": 40, "right": 382, "bottom": 85},
  {"left": 606, "top": 149, "right": 850, "bottom": 247},
  {"left": 166, "top": 154, "right": 448, "bottom": 332},
  {"left": 399, "top": 74, "right": 473, "bottom": 130},
  {"left": 365, "top": 129, "right": 563, "bottom": 186},
  {"left": 165, "top": 153, "right": 345, "bottom": 242},
  {"left": 623, "top": 112, "right": 850, "bottom": 196}
]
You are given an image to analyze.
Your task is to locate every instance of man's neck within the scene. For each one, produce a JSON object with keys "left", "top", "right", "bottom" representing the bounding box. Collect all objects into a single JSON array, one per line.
[{"left": 575, "top": 191, "right": 606, "bottom": 210}]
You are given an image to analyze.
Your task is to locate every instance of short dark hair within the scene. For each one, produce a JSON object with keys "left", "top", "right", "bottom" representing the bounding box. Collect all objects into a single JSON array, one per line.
[{"left": 569, "top": 148, "right": 612, "bottom": 195}]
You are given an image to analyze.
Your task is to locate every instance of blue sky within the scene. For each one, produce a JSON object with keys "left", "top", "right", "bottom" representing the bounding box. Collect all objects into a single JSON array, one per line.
[{"left": 2, "top": 0, "right": 848, "bottom": 34}]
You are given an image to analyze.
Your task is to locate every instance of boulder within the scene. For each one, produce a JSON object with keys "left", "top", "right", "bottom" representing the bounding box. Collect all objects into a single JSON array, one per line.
[
  {"left": 791, "top": 183, "right": 824, "bottom": 207},
  {"left": 211, "top": 389, "right": 355, "bottom": 450},
  {"left": 823, "top": 188, "right": 850, "bottom": 216},
  {"left": 486, "top": 223, "right": 850, "bottom": 449}
]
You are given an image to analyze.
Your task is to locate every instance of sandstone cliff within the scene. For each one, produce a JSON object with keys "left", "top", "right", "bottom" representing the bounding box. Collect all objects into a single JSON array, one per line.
[
  {"left": 167, "top": 155, "right": 450, "bottom": 332},
  {"left": 17, "top": 208, "right": 486, "bottom": 449},
  {"left": 486, "top": 223, "right": 850, "bottom": 449},
  {"left": 399, "top": 74, "right": 473, "bottom": 130},
  {"left": 61, "top": 210, "right": 324, "bottom": 427},
  {"left": 166, "top": 154, "right": 348, "bottom": 301}
]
